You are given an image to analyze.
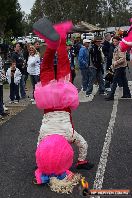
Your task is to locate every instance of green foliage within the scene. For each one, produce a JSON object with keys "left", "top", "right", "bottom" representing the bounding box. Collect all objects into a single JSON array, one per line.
[
  {"left": 0, "top": 0, "right": 24, "bottom": 38},
  {"left": 0, "top": 0, "right": 132, "bottom": 40},
  {"left": 30, "top": 0, "right": 132, "bottom": 27}
]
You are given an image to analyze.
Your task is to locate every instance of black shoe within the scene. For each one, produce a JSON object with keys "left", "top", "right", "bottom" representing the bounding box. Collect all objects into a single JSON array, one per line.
[
  {"left": 105, "top": 96, "right": 114, "bottom": 101},
  {"left": 76, "top": 161, "right": 94, "bottom": 170},
  {"left": 1, "top": 112, "right": 9, "bottom": 117},
  {"left": 121, "top": 95, "right": 131, "bottom": 99},
  {"left": 33, "top": 17, "right": 60, "bottom": 42}
]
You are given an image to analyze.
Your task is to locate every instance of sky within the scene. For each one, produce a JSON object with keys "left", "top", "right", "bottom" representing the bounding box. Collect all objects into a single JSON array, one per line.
[{"left": 18, "top": 0, "right": 35, "bottom": 14}]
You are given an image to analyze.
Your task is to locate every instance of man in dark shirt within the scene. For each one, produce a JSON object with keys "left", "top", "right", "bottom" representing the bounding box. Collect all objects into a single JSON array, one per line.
[
  {"left": 12, "top": 43, "right": 26, "bottom": 98},
  {"left": 102, "top": 33, "right": 112, "bottom": 70},
  {"left": 102, "top": 34, "right": 115, "bottom": 89},
  {"left": 86, "top": 37, "right": 105, "bottom": 96}
]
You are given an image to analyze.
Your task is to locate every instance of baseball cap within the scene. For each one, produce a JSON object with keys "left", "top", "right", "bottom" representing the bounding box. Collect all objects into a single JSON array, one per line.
[{"left": 83, "top": 39, "right": 91, "bottom": 44}]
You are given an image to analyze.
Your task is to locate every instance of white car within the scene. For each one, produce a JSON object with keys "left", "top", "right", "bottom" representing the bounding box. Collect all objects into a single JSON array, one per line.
[
  {"left": 17, "top": 37, "right": 25, "bottom": 44},
  {"left": 24, "top": 36, "right": 33, "bottom": 43},
  {"left": 81, "top": 33, "right": 94, "bottom": 41}
]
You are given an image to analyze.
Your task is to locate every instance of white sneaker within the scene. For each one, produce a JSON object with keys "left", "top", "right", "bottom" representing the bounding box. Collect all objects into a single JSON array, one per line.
[
  {"left": 85, "top": 94, "right": 94, "bottom": 101},
  {"left": 32, "top": 101, "right": 36, "bottom": 105},
  {"left": 9, "top": 101, "right": 14, "bottom": 104},
  {"left": 0, "top": 115, "right": 4, "bottom": 120},
  {"left": 30, "top": 98, "right": 34, "bottom": 102},
  {"left": 14, "top": 100, "right": 19, "bottom": 104},
  {"left": 3, "top": 105, "right": 8, "bottom": 111},
  {"left": 86, "top": 93, "right": 92, "bottom": 97},
  {"left": 81, "top": 88, "right": 86, "bottom": 93}
]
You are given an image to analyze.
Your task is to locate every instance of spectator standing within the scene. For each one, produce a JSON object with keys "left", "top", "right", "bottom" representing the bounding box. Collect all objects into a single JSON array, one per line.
[
  {"left": 0, "top": 55, "right": 8, "bottom": 118},
  {"left": 0, "top": 50, "right": 8, "bottom": 107},
  {"left": 86, "top": 37, "right": 105, "bottom": 96},
  {"left": 74, "top": 34, "right": 82, "bottom": 66},
  {"left": 11, "top": 43, "right": 26, "bottom": 99},
  {"left": 102, "top": 33, "right": 115, "bottom": 90},
  {"left": 105, "top": 36, "right": 131, "bottom": 100},
  {"left": 102, "top": 33, "right": 112, "bottom": 72},
  {"left": 23, "top": 43, "right": 31, "bottom": 90},
  {"left": 74, "top": 34, "right": 82, "bottom": 57},
  {"left": 66, "top": 40, "right": 76, "bottom": 84},
  {"left": 78, "top": 39, "right": 91, "bottom": 91},
  {"left": 27, "top": 45, "right": 40, "bottom": 103},
  {"left": 34, "top": 40, "right": 40, "bottom": 54},
  {"left": 6, "top": 59, "right": 22, "bottom": 103}
]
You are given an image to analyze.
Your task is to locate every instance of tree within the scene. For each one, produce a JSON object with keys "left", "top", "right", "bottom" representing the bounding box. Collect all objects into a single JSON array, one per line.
[
  {"left": 98, "top": 0, "right": 132, "bottom": 27},
  {"left": 29, "top": 0, "right": 132, "bottom": 28},
  {"left": 30, "top": 0, "right": 100, "bottom": 24},
  {"left": 0, "top": 0, "right": 24, "bottom": 38}
]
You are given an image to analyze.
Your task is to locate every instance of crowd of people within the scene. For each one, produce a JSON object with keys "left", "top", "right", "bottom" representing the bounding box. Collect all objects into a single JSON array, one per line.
[
  {"left": 0, "top": 40, "right": 41, "bottom": 118},
  {"left": 77, "top": 33, "right": 131, "bottom": 100},
  {"left": 0, "top": 17, "right": 132, "bottom": 193},
  {"left": 0, "top": 29, "right": 131, "bottom": 119}
]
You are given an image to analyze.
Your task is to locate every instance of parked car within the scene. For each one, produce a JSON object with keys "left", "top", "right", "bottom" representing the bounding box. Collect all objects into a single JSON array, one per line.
[
  {"left": 24, "top": 36, "right": 32, "bottom": 43},
  {"left": 17, "top": 37, "right": 25, "bottom": 44},
  {"left": 81, "top": 33, "right": 94, "bottom": 40}
]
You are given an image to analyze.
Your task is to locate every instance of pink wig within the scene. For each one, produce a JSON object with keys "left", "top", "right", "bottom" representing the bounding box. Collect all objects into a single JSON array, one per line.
[{"left": 35, "top": 134, "right": 74, "bottom": 182}]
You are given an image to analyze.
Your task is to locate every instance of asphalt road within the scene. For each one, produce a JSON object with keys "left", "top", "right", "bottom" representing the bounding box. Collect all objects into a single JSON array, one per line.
[{"left": 0, "top": 69, "right": 132, "bottom": 198}]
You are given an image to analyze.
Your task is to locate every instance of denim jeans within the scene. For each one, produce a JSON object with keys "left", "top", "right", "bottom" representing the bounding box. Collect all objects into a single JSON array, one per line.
[
  {"left": 110, "top": 67, "right": 131, "bottom": 97},
  {"left": 20, "top": 74, "right": 26, "bottom": 98},
  {"left": 10, "top": 82, "right": 20, "bottom": 101},
  {"left": 86, "top": 67, "right": 105, "bottom": 94},
  {"left": 71, "top": 69, "right": 76, "bottom": 84},
  {"left": 0, "top": 85, "right": 4, "bottom": 115},
  {"left": 103, "top": 57, "right": 107, "bottom": 78},
  {"left": 80, "top": 68, "right": 89, "bottom": 91},
  {"left": 30, "top": 75, "right": 40, "bottom": 98}
]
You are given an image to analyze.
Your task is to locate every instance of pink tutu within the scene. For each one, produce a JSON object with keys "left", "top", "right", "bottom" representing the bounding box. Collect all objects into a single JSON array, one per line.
[{"left": 34, "top": 80, "right": 79, "bottom": 110}]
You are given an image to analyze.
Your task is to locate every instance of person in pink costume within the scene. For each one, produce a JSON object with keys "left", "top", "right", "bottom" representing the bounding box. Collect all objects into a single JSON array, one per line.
[
  {"left": 120, "top": 18, "right": 132, "bottom": 52},
  {"left": 33, "top": 17, "right": 94, "bottom": 170}
]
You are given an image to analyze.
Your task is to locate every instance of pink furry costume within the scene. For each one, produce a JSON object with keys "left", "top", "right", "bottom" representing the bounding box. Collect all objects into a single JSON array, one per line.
[
  {"left": 120, "top": 18, "right": 132, "bottom": 52},
  {"left": 33, "top": 18, "right": 94, "bottom": 175}
]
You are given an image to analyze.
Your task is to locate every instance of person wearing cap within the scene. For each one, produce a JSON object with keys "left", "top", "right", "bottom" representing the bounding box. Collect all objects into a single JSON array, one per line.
[
  {"left": 86, "top": 36, "right": 105, "bottom": 96},
  {"left": 78, "top": 39, "right": 91, "bottom": 92}
]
